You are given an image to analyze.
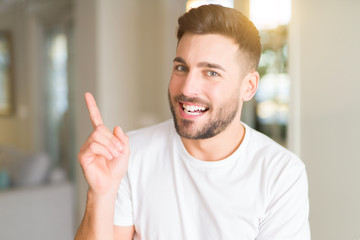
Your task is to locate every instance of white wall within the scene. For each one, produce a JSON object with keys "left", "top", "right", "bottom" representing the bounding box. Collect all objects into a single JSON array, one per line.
[
  {"left": 290, "top": 0, "right": 360, "bottom": 239},
  {"left": 73, "top": 0, "right": 186, "bottom": 224}
]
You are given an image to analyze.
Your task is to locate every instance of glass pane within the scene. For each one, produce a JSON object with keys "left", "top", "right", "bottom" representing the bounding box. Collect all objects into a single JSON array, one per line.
[
  {"left": 0, "top": 32, "right": 13, "bottom": 115},
  {"left": 250, "top": 0, "right": 291, "bottom": 146},
  {"left": 186, "top": 0, "right": 234, "bottom": 11},
  {"left": 45, "top": 31, "right": 70, "bottom": 175}
]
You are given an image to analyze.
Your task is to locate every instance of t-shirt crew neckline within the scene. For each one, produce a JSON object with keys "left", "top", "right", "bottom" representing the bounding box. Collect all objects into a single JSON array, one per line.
[{"left": 174, "top": 121, "right": 251, "bottom": 169}]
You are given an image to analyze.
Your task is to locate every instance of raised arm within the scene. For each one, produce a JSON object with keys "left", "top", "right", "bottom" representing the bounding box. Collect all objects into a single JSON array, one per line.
[{"left": 75, "top": 92, "right": 134, "bottom": 240}]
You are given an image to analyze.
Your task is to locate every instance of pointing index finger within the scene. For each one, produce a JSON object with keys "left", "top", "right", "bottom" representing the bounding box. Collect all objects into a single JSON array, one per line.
[{"left": 85, "top": 92, "right": 104, "bottom": 129}]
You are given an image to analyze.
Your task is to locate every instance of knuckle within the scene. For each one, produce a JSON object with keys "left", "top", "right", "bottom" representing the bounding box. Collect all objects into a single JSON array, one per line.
[
  {"left": 95, "top": 124, "right": 105, "bottom": 131},
  {"left": 88, "top": 142, "right": 97, "bottom": 152},
  {"left": 112, "top": 136, "right": 121, "bottom": 144},
  {"left": 91, "top": 131, "right": 100, "bottom": 140},
  {"left": 77, "top": 152, "right": 86, "bottom": 165}
]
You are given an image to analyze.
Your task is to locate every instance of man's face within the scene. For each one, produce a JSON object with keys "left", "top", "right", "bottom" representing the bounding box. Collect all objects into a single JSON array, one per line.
[{"left": 168, "top": 33, "right": 247, "bottom": 139}]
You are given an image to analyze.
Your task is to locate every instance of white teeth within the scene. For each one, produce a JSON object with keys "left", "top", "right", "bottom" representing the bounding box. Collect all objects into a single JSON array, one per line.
[
  {"left": 182, "top": 104, "right": 207, "bottom": 115},
  {"left": 185, "top": 111, "right": 202, "bottom": 116},
  {"left": 183, "top": 104, "right": 206, "bottom": 112}
]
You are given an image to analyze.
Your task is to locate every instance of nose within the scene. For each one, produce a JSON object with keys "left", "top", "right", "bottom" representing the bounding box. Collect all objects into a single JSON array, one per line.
[{"left": 180, "top": 70, "right": 201, "bottom": 97}]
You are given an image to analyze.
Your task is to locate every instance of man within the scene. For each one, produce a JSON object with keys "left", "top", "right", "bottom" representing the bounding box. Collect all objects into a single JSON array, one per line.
[{"left": 75, "top": 4, "right": 310, "bottom": 240}]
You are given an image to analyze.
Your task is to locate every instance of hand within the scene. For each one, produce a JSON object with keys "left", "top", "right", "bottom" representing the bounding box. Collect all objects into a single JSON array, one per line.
[{"left": 78, "top": 92, "right": 130, "bottom": 196}]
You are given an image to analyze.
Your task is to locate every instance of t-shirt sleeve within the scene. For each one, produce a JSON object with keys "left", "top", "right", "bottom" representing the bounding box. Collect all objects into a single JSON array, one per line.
[
  {"left": 114, "top": 174, "right": 134, "bottom": 226},
  {"left": 257, "top": 161, "right": 311, "bottom": 240}
]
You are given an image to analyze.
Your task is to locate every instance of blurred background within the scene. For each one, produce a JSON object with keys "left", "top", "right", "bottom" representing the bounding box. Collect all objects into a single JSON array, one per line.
[{"left": 0, "top": 0, "right": 359, "bottom": 239}]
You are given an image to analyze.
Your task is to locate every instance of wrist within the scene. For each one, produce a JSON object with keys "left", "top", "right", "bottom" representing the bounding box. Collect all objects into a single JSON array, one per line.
[
  {"left": 87, "top": 187, "right": 118, "bottom": 206},
  {"left": 79, "top": 189, "right": 116, "bottom": 240},
  {"left": 85, "top": 188, "right": 117, "bottom": 230}
]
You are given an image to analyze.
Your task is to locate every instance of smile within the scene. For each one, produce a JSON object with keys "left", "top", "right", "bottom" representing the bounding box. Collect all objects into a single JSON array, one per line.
[{"left": 180, "top": 102, "right": 209, "bottom": 116}]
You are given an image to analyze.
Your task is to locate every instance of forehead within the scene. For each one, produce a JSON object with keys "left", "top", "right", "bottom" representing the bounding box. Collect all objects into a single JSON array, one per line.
[{"left": 176, "top": 33, "right": 241, "bottom": 67}]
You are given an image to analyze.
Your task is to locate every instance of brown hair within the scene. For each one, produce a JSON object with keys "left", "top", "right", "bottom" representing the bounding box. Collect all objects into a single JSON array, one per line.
[{"left": 177, "top": 4, "right": 261, "bottom": 72}]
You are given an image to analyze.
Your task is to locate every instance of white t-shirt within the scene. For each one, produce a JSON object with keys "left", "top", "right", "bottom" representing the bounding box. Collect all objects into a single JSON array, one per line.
[{"left": 114, "top": 120, "right": 310, "bottom": 240}]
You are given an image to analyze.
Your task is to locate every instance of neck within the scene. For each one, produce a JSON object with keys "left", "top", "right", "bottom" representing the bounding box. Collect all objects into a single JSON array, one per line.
[{"left": 181, "top": 119, "right": 245, "bottom": 161}]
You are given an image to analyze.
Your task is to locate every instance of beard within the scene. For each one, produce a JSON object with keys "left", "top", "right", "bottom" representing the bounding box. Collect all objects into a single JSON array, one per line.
[{"left": 168, "top": 91, "right": 239, "bottom": 140}]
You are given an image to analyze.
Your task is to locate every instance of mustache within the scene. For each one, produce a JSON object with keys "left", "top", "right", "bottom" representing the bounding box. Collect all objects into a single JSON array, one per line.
[{"left": 173, "top": 94, "right": 212, "bottom": 108}]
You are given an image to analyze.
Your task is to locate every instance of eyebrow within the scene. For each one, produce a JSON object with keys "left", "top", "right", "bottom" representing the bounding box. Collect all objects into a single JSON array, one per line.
[{"left": 173, "top": 57, "right": 226, "bottom": 72}]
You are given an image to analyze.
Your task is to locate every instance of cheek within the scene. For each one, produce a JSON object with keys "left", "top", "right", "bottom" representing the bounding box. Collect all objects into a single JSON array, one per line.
[
  {"left": 212, "top": 85, "right": 241, "bottom": 105},
  {"left": 209, "top": 85, "right": 228, "bottom": 101},
  {"left": 168, "top": 75, "right": 181, "bottom": 95}
]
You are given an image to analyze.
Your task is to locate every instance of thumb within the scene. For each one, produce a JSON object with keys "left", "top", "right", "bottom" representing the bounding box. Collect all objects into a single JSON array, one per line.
[{"left": 113, "top": 126, "right": 130, "bottom": 156}]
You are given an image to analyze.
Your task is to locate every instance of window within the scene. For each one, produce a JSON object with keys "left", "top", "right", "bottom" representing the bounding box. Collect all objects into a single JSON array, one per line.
[
  {"left": 186, "top": 0, "right": 233, "bottom": 11},
  {"left": 250, "top": 0, "right": 292, "bottom": 146},
  {"left": 45, "top": 28, "right": 74, "bottom": 180}
]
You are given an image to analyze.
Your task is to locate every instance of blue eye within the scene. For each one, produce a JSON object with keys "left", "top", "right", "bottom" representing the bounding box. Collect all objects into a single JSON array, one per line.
[
  {"left": 205, "top": 70, "right": 219, "bottom": 77},
  {"left": 175, "top": 65, "right": 188, "bottom": 72}
]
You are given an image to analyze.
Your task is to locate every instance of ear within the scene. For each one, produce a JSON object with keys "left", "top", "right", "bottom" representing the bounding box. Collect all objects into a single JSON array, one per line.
[{"left": 241, "top": 71, "right": 259, "bottom": 102}]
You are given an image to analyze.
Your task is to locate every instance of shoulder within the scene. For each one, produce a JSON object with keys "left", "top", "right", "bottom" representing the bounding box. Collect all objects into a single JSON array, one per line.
[
  {"left": 243, "top": 125, "right": 308, "bottom": 206},
  {"left": 243, "top": 123, "right": 305, "bottom": 173}
]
